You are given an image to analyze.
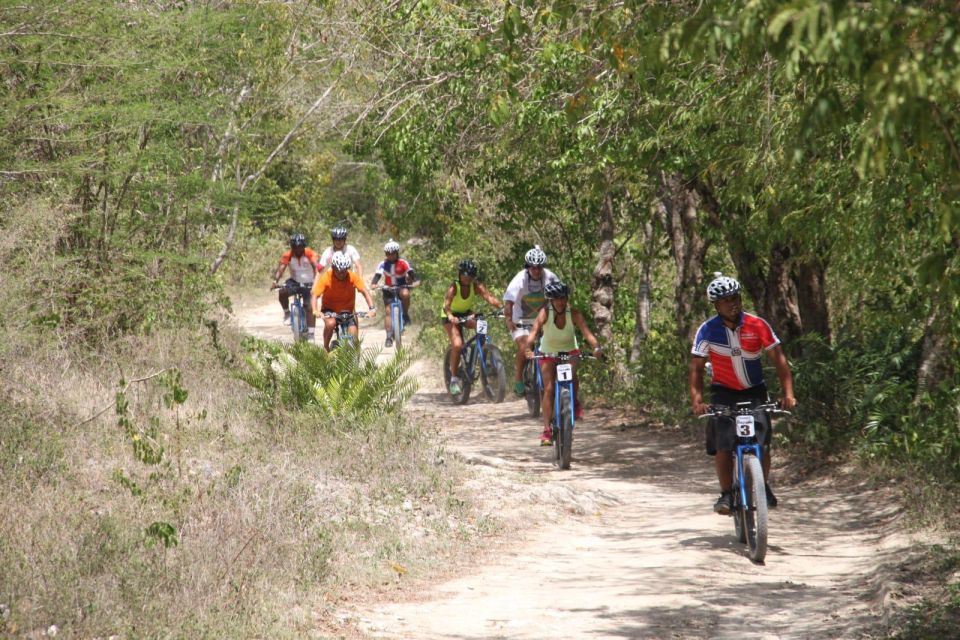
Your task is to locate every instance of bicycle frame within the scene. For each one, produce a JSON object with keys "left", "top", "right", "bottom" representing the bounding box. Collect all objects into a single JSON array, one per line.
[
  {"left": 323, "top": 311, "right": 358, "bottom": 348},
  {"left": 534, "top": 352, "right": 589, "bottom": 432},
  {"left": 282, "top": 280, "right": 312, "bottom": 341},
  {"left": 455, "top": 312, "right": 499, "bottom": 381}
]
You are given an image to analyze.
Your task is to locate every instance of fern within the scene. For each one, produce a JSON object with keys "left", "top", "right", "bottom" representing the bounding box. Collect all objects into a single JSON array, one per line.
[{"left": 238, "top": 338, "right": 418, "bottom": 426}]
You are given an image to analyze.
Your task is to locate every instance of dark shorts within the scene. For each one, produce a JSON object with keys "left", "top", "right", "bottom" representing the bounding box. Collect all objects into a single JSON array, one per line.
[
  {"left": 705, "top": 384, "right": 772, "bottom": 456},
  {"left": 381, "top": 286, "right": 408, "bottom": 303},
  {"left": 321, "top": 310, "right": 357, "bottom": 328},
  {"left": 442, "top": 311, "right": 472, "bottom": 324}
]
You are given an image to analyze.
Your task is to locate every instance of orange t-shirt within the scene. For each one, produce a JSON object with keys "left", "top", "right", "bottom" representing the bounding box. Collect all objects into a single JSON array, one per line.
[{"left": 312, "top": 268, "right": 366, "bottom": 312}]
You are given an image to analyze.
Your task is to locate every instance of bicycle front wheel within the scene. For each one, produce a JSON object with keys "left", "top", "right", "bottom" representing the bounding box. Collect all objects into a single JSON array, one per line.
[
  {"left": 480, "top": 344, "right": 507, "bottom": 403},
  {"left": 743, "top": 455, "right": 768, "bottom": 563},
  {"left": 443, "top": 346, "right": 471, "bottom": 405},
  {"left": 555, "top": 387, "right": 574, "bottom": 470},
  {"left": 291, "top": 304, "right": 305, "bottom": 341},
  {"left": 733, "top": 460, "right": 746, "bottom": 543},
  {"left": 523, "top": 359, "right": 540, "bottom": 417},
  {"left": 390, "top": 303, "right": 403, "bottom": 350}
]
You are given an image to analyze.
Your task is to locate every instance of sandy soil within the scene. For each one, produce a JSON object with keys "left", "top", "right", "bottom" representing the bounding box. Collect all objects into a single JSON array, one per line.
[{"left": 234, "top": 287, "right": 931, "bottom": 640}]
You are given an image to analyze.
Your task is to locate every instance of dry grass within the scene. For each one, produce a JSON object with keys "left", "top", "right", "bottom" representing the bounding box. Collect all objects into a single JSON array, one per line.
[{"left": 0, "top": 203, "right": 490, "bottom": 637}]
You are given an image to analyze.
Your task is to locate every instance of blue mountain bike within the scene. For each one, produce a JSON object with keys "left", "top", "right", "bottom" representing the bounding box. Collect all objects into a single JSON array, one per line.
[
  {"left": 275, "top": 279, "right": 312, "bottom": 342},
  {"left": 377, "top": 284, "right": 413, "bottom": 349},
  {"left": 323, "top": 311, "right": 358, "bottom": 350},
  {"left": 520, "top": 323, "right": 543, "bottom": 417},
  {"left": 533, "top": 352, "right": 595, "bottom": 470},
  {"left": 699, "top": 402, "right": 791, "bottom": 563},
  {"left": 443, "top": 311, "right": 508, "bottom": 405}
]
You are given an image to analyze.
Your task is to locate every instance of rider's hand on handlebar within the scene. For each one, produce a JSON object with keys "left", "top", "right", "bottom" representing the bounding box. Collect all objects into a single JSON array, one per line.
[
  {"left": 693, "top": 401, "right": 711, "bottom": 416},
  {"left": 366, "top": 308, "right": 376, "bottom": 318},
  {"left": 525, "top": 348, "right": 535, "bottom": 360},
  {"left": 780, "top": 395, "right": 797, "bottom": 411},
  {"left": 591, "top": 345, "right": 603, "bottom": 359}
]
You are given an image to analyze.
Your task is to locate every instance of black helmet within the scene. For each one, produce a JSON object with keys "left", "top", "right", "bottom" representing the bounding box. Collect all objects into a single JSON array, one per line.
[
  {"left": 290, "top": 233, "right": 307, "bottom": 248},
  {"left": 458, "top": 258, "right": 479, "bottom": 278},
  {"left": 331, "top": 226, "right": 348, "bottom": 240},
  {"left": 544, "top": 281, "right": 569, "bottom": 299}
]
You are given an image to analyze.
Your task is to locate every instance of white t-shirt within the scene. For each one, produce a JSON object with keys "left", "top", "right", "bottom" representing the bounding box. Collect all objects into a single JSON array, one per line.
[
  {"left": 503, "top": 268, "right": 559, "bottom": 324},
  {"left": 318, "top": 244, "right": 362, "bottom": 269}
]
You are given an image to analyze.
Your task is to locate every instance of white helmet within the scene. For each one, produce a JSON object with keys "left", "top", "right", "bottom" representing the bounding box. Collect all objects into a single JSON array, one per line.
[
  {"left": 524, "top": 245, "right": 547, "bottom": 266},
  {"left": 383, "top": 238, "right": 401, "bottom": 253},
  {"left": 331, "top": 251, "right": 353, "bottom": 271},
  {"left": 706, "top": 272, "right": 742, "bottom": 301}
]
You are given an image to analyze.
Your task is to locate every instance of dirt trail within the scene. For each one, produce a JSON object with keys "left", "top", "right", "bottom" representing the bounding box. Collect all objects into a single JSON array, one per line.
[{"left": 234, "top": 289, "right": 921, "bottom": 640}]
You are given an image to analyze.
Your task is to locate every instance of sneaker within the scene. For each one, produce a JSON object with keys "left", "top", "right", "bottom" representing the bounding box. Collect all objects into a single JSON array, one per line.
[
  {"left": 282, "top": 309, "right": 291, "bottom": 325},
  {"left": 540, "top": 428, "right": 553, "bottom": 446},
  {"left": 765, "top": 483, "right": 778, "bottom": 508},
  {"left": 449, "top": 377, "right": 462, "bottom": 396},
  {"left": 574, "top": 404, "right": 584, "bottom": 420},
  {"left": 714, "top": 490, "right": 734, "bottom": 516},
  {"left": 513, "top": 381, "right": 525, "bottom": 396},
  {"left": 384, "top": 337, "right": 394, "bottom": 348}
]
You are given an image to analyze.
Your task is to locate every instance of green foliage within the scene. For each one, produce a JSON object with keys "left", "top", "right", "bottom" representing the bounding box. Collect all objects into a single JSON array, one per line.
[{"left": 239, "top": 338, "right": 418, "bottom": 424}]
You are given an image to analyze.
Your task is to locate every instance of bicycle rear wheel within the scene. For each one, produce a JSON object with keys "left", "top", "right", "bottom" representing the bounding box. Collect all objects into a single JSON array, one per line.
[
  {"left": 390, "top": 303, "right": 404, "bottom": 350},
  {"left": 743, "top": 455, "right": 768, "bottom": 563},
  {"left": 555, "top": 387, "right": 574, "bottom": 469},
  {"left": 480, "top": 344, "right": 507, "bottom": 403},
  {"left": 442, "top": 346, "right": 471, "bottom": 404},
  {"left": 523, "top": 359, "right": 540, "bottom": 417}
]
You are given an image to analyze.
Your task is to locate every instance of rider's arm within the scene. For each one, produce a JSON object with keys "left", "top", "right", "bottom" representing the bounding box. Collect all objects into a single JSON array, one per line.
[
  {"left": 571, "top": 309, "right": 601, "bottom": 353},
  {"left": 767, "top": 345, "right": 797, "bottom": 410},
  {"left": 442, "top": 284, "right": 457, "bottom": 322},
  {"left": 689, "top": 356, "right": 710, "bottom": 415},
  {"left": 476, "top": 283, "right": 501, "bottom": 308},
  {"left": 504, "top": 301, "right": 516, "bottom": 331},
  {"left": 525, "top": 307, "right": 548, "bottom": 356},
  {"left": 350, "top": 247, "right": 364, "bottom": 282},
  {"left": 370, "top": 272, "right": 382, "bottom": 287},
  {"left": 272, "top": 252, "right": 291, "bottom": 284}
]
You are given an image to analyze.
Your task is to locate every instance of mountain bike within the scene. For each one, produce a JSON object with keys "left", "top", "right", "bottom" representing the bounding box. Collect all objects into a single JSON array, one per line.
[
  {"left": 699, "top": 402, "right": 791, "bottom": 563},
  {"left": 273, "top": 279, "right": 312, "bottom": 342},
  {"left": 375, "top": 284, "right": 412, "bottom": 349},
  {"left": 533, "top": 352, "right": 596, "bottom": 470},
  {"left": 323, "top": 311, "right": 359, "bottom": 350},
  {"left": 443, "top": 311, "right": 508, "bottom": 405},
  {"left": 519, "top": 322, "right": 542, "bottom": 417}
]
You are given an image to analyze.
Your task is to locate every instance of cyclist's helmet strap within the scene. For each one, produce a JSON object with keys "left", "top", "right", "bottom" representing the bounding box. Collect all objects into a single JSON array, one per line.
[
  {"left": 706, "top": 272, "right": 742, "bottom": 301},
  {"left": 331, "top": 226, "right": 348, "bottom": 240}
]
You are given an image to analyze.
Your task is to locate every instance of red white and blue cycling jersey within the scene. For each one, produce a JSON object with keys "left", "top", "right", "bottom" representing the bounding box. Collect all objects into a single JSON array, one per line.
[
  {"left": 375, "top": 258, "right": 413, "bottom": 286},
  {"left": 691, "top": 312, "right": 780, "bottom": 391}
]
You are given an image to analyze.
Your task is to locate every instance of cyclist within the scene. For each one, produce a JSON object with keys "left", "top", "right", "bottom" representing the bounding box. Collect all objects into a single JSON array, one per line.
[
  {"left": 318, "top": 226, "right": 363, "bottom": 281},
  {"left": 689, "top": 272, "right": 797, "bottom": 515},
  {"left": 310, "top": 251, "right": 376, "bottom": 351},
  {"left": 370, "top": 238, "right": 418, "bottom": 348},
  {"left": 271, "top": 233, "right": 320, "bottom": 341},
  {"left": 523, "top": 282, "right": 601, "bottom": 445},
  {"left": 442, "top": 258, "right": 503, "bottom": 396},
  {"left": 503, "top": 245, "right": 559, "bottom": 396}
]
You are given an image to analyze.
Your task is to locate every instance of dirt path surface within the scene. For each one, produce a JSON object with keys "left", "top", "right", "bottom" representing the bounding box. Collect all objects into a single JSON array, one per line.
[{"left": 234, "top": 290, "right": 921, "bottom": 640}]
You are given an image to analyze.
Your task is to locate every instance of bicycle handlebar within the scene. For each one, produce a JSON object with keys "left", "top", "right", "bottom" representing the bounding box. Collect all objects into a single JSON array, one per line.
[
  {"left": 697, "top": 402, "right": 792, "bottom": 420},
  {"left": 452, "top": 310, "right": 505, "bottom": 323},
  {"left": 532, "top": 351, "right": 600, "bottom": 361}
]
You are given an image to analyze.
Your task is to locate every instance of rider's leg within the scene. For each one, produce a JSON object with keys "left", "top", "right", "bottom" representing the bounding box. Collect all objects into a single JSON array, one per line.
[
  {"left": 444, "top": 322, "right": 464, "bottom": 378},
  {"left": 399, "top": 287, "right": 412, "bottom": 323},
  {"left": 715, "top": 451, "right": 734, "bottom": 490},
  {"left": 539, "top": 360, "right": 556, "bottom": 436},
  {"left": 347, "top": 323, "right": 360, "bottom": 342},
  {"left": 322, "top": 315, "right": 336, "bottom": 350},
  {"left": 305, "top": 305, "right": 316, "bottom": 341},
  {"left": 513, "top": 334, "right": 527, "bottom": 383},
  {"left": 383, "top": 291, "right": 394, "bottom": 338}
]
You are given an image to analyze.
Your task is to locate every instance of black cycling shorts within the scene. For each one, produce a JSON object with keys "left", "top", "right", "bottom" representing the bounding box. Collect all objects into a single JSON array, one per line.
[{"left": 705, "top": 384, "right": 772, "bottom": 456}]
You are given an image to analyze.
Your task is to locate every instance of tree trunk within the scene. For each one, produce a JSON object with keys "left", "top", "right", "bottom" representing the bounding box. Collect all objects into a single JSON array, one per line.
[
  {"left": 658, "top": 172, "right": 709, "bottom": 343},
  {"left": 916, "top": 301, "right": 955, "bottom": 402},
  {"left": 630, "top": 219, "right": 656, "bottom": 364},
  {"left": 590, "top": 192, "right": 616, "bottom": 347},
  {"left": 763, "top": 242, "right": 803, "bottom": 344},
  {"left": 795, "top": 259, "right": 831, "bottom": 341}
]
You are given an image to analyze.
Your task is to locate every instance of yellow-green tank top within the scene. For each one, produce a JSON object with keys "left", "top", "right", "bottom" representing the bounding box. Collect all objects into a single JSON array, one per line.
[
  {"left": 540, "top": 307, "right": 578, "bottom": 353},
  {"left": 445, "top": 282, "right": 477, "bottom": 315}
]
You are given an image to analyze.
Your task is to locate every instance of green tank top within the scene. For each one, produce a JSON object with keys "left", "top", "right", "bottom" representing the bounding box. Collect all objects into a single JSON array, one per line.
[
  {"left": 540, "top": 306, "right": 578, "bottom": 354},
  {"left": 445, "top": 281, "right": 477, "bottom": 316}
]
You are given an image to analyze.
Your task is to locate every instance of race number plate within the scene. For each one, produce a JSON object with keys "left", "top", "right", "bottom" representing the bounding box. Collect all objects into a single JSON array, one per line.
[
  {"left": 476, "top": 319, "right": 488, "bottom": 335},
  {"left": 735, "top": 415, "right": 756, "bottom": 437},
  {"left": 556, "top": 363, "right": 573, "bottom": 382}
]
